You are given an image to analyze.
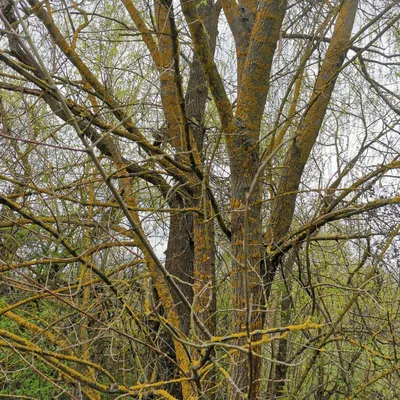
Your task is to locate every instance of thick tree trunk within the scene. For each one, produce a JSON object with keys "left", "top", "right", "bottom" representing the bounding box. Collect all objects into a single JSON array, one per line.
[
  {"left": 271, "top": 0, "right": 359, "bottom": 245},
  {"left": 156, "top": 1, "right": 220, "bottom": 397},
  {"left": 265, "top": 2, "right": 359, "bottom": 397},
  {"left": 228, "top": 2, "right": 287, "bottom": 397},
  {"left": 165, "top": 209, "right": 195, "bottom": 334}
]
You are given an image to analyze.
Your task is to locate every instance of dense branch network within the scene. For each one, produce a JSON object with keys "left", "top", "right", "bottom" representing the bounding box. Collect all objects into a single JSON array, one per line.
[{"left": 0, "top": 0, "right": 399, "bottom": 399}]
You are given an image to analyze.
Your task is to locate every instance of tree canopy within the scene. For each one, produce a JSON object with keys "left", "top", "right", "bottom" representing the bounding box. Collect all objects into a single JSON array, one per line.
[{"left": 0, "top": 0, "right": 400, "bottom": 398}]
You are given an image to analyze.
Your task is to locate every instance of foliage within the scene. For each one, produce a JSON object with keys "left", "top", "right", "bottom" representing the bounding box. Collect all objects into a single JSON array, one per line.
[{"left": 0, "top": 0, "right": 400, "bottom": 399}]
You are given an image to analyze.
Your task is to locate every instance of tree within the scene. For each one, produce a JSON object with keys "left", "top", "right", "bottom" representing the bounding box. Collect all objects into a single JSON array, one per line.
[{"left": 0, "top": 0, "right": 400, "bottom": 398}]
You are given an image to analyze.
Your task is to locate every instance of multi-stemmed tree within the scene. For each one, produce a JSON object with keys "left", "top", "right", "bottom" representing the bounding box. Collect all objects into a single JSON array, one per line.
[{"left": 1, "top": 0, "right": 400, "bottom": 398}]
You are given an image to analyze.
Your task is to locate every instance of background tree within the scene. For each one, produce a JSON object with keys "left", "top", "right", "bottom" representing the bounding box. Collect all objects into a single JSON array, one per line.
[{"left": 0, "top": 0, "right": 400, "bottom": 399}]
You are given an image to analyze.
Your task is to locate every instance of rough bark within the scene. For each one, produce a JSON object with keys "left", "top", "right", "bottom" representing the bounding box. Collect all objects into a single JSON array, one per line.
[
  {"left": 265, "top": 1, "right": 359, "bottom": 396},
  {"left": 271, "top": 0, "right": 359, "bottom": 245},
  {"left": 228, "top": 2, "right": 287, "bottom": 398}
]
